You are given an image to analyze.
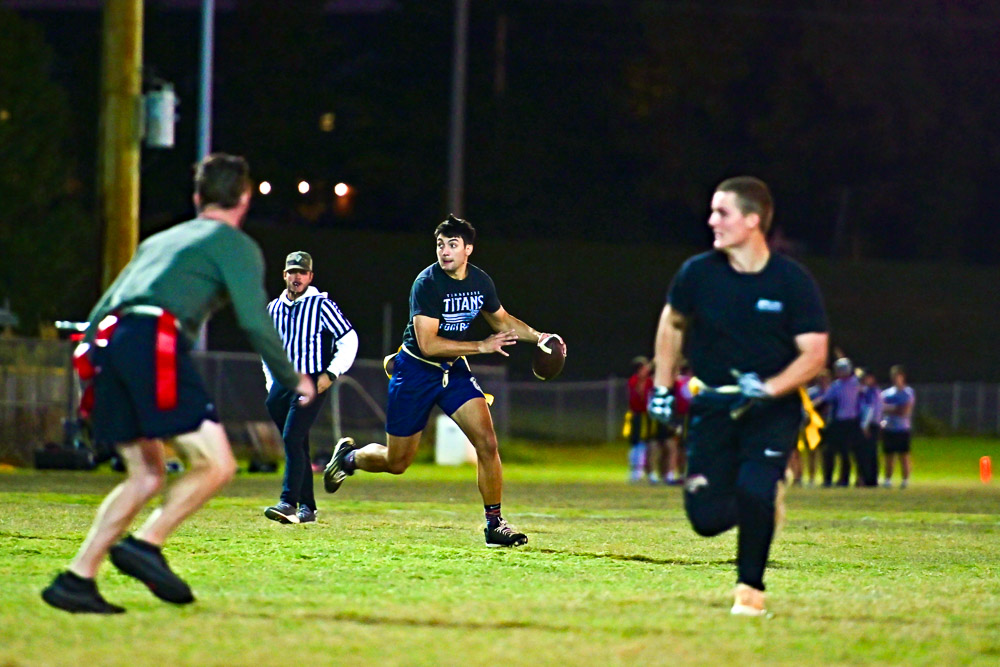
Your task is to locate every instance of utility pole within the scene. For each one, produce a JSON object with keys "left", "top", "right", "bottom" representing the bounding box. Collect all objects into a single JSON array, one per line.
[{"left": 98, "top": 0, "right": 143, "bottom": 289}]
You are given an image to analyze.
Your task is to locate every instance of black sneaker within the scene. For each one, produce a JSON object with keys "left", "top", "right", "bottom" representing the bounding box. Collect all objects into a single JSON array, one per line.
[
  {"left": 484, "top": 519, "right": 528, "bottom": 548},
  {"left": 323, "top": 436, "right": 356, "bottom": 493},
  {"left": 41, "top": 571, "right": 125, "bottom": 614},
  {"left": 297, "top": 506, "right": 317, "bottom": 523},
  {"left": 109, "top": 535, "right": 194, "bottom": 604},
  {"left": 264, "top": 501, "right": 300, "bottom": 524}
]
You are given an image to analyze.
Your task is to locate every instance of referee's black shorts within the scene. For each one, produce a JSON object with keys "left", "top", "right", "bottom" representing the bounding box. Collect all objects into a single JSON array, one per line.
[{"left": 91, "top": 315, "right": 218, "bottom": 447}]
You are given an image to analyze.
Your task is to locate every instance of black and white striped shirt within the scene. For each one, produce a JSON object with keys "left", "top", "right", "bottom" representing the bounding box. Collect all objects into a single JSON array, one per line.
[{"left": 263, "top": 286, "right": 354, "bottom": 380}]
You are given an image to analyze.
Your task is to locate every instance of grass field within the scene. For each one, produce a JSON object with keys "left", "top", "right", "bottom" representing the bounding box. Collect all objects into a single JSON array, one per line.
[{"left": 2, "top": 436, "right": 999, "bottom": 666}]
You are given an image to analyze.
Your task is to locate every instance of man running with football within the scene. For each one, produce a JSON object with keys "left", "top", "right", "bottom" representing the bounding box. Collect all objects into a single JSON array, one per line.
[{"left": 323, "top": 214, "right": 564, "bottom": 547}]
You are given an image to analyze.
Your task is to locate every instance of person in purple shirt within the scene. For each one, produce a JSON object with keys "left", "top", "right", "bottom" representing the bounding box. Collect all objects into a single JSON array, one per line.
[
  {"left": 821, "top": 357, "right": 863, "bottom": 487},
  {"left": 880, "top": 365, "right": 915, "bottom": 489},
  {"left": 856, "top": 369, "right": 882, "bottom": 487}
]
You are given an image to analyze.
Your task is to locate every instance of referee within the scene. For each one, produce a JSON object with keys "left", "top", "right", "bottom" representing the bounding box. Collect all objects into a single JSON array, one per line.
[
  {"left": 262, "top": 251, "right": 357, "bottom": 524},
  {"left": 649, "top": 176, "right": 828, "bottom": 616}
]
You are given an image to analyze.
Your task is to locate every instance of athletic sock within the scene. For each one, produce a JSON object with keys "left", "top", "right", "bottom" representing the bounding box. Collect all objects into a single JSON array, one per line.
[
  {"left": 485, "top": 503, "right": 502, "bottom": 528},
  {"left": 344, "top": 450, "right": 357, "bottom": 474},
  {"left": 628, "top": 443, "right": 646, "bottom": 478}
]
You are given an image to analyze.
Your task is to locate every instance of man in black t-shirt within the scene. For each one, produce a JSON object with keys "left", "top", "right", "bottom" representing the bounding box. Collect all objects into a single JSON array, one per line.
[
  {"left": 649, "top": 176, "right": 829, "bottom": 616},
  {"left": 323, "top": 215, "right": 563, "bottom": 547}
]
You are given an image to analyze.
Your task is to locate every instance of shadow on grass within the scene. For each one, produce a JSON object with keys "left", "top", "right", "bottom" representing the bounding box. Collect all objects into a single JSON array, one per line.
[
  {"left": 227, "top": 608, "right": 683, "bottom": 637},
  {"left": 534, "top": 547, "right": 733, "bottom": 567},
  {"left": 533, "top": 548, "right": 794, "bottom": 570}
]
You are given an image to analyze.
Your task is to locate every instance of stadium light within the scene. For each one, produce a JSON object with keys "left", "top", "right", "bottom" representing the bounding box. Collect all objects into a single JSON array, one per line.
[
  {"left": 334, "top": 182, "right": 349, "bottom": 197},
  {"left": 298, "top": 180, "right": 310, "bottom": 194},
  {"left": 258, "top": 181, "right": 272, "bottom": 195}
]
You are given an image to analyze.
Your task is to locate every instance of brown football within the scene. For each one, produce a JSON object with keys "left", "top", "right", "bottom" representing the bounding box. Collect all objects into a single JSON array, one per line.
[{"left": 532, "top": 334, "right": 566, "bottom": 381}]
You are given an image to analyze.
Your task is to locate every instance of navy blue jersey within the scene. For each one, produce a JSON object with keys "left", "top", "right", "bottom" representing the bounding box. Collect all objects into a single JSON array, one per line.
[
  {"left": 401, "top": 262, "right": 501, "bottom": 360},
  {"left": 668, "top": 251, "right": 827, "bottom": 387}
]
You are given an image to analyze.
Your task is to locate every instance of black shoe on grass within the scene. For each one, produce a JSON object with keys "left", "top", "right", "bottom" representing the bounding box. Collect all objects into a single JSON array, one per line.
[
  {"left": 109, "top": 535, "right": 194, "bottom": 604},
  {"left": 297, "top": 506, "right": 317, "bottom": 523},
  {"left": 265, "top": 501, "right": 300, "bottom": 524},
  {"left": 323, "top": 437, "right": 356, "bottom": 493},
  {"left": 485, "top": 519, "right": 528, "bottom": 548},
  {"left": 41, "top": 571, "right": 125, "bottom": 614}
]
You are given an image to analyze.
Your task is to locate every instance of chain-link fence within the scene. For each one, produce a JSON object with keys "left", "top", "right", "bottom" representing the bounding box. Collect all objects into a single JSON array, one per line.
[{"left": 1, "top": 338, "right": 997, "bottom": 466}]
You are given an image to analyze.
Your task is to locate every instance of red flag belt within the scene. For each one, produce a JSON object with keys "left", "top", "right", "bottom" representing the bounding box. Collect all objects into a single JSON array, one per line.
[
  {"left": 154, "top": 311, "right": 178, "bottom": 410},
  {"left": 72, "top": 308, "right": 178, "bottom": 416},
  {"left": 73, "top": 315, "right": 119, "bottom": 418}
]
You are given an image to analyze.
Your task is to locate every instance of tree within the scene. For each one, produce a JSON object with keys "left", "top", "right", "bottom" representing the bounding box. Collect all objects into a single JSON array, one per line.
[{"left": 0, "top": 8, "right": 97, "bottom": 332}]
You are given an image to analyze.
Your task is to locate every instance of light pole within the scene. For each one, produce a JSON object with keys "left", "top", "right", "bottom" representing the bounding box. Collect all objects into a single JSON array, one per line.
[
  {"left": 447, "top": 0, "right": 469, "bottom": 217},
  {"left": 195, "top": 0, "right": 215, "bottom": 350}
]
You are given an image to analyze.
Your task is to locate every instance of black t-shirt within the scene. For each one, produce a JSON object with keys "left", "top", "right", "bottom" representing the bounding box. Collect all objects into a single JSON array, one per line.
[
  {"left": 400, "top": 262, "right": 501, "bottom": 360},
  {"left": 667, "top": 250, "right": 828, "bottom": 387}
]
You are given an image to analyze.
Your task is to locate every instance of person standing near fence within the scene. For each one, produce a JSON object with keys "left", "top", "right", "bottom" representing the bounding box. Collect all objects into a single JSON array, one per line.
[
  {"left": 322, "top": 214, "right": 563, "bottom": 547},
  {"left": 857, "top": 369, "right": 882, "bottom": 487},
  {"left": 880, "top": 365, "right": 915, "bottom": 489},
  {"left": 41, "top": 153, "right": 314, "bottom": 614},
  {"left": 821, "top": 357, "right": 865, "bottom": 487},
  {"left": 625, "top": 356, "right": 654, "bottom": 483},
  {"left": 261, "top": 251, "right": 357, "bottom": 524},
  {"left": 648, "top": 176, "right": 828, "bottom": 616}
]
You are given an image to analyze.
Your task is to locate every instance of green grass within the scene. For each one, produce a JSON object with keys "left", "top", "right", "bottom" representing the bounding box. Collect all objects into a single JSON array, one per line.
[{"left": 2, "top": 436, "right": 1000, "bottom": 666}]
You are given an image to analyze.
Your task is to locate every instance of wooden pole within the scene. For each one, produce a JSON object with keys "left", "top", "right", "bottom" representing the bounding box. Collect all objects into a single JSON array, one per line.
[{"left": 99, "top": 0, "right": 143, "bottom": 289}]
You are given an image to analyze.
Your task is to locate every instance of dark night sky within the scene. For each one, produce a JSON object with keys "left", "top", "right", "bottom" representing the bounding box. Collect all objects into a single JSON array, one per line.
[
  {"left": 3, "top": 0, "right": 1000, "bottom": 382},
  {"left": 5, "top": 0, "right": 1000, "bottom": 264}
]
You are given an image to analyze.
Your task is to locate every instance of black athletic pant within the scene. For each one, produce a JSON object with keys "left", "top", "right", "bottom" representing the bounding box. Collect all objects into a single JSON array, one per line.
[
  {"left": 822, "top": 419, "right": 858, "bottom": 486},
  {"left": 266, "top": 373, "right": 329, "bottom": 510},
  {"left": 854, "top": 426, "right": 879, "bottom": 487},
  {"left": 683, "top": 393, "right": 800, "bottom": 591}
]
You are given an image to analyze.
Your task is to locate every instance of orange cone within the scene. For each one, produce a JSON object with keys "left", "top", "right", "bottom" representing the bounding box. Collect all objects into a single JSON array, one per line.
[{"left": 980, "top": 456, "right": 992, "bottom": 484}]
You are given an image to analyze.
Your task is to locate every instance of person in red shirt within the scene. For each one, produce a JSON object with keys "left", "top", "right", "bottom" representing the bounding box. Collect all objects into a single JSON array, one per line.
[
  {"left": 626, "top": 356, "right": 654, "bottom": 482},
  {"left": 663, "top": 365, "right": 693, "bottom": 484}
]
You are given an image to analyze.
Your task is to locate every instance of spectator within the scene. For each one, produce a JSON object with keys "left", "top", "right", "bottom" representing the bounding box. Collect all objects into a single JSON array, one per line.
[
  {"left": 791, "top": 370, "right": 829, "bottom": 487},
  {"left": 664, "top": 365, "right": 693, "bottom": 485},
  {"left": 625, "top": 356, "right": 653, "bottom": 483},
  {"left": 881, "top": 365, "right": 915, "bottom": 489},
  {"left": 857, "top": 369, "right": 882, "bottom": 487},
  {"left": 822, "top": 357, "right": 862, "bottom": 487}
]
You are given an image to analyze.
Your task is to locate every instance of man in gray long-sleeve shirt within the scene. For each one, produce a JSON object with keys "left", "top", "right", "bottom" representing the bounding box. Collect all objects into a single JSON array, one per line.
[{"left": 42, "top": 154, "right": 315, "bottom": 615}]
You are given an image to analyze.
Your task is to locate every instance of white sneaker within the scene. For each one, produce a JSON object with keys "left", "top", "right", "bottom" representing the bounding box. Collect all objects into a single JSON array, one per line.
[
  {"left": 731, "top": 583, "right": 767, "bottom": 617},
  {"left": 900, "top": 480, "right": 908, "bottom": 489}
]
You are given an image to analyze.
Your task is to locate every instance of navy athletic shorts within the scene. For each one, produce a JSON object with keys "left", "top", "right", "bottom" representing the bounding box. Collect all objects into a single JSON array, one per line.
[
  {"left": 90, "top": 314, "right": 218, "bottom": 447},
  {"left": 385, "top": 349, "right": 486, "bottom": 437},
  {"left": 881, "top": 430, "right": 911, "bottom": 454}
]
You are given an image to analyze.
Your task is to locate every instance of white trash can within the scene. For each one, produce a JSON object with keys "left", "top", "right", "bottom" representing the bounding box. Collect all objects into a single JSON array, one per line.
[{"left": 435, "top": 414, "right": 477, "bottom": 465}]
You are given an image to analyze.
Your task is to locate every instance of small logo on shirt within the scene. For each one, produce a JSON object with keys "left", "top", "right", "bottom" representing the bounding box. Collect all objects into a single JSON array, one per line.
[{"left": 756, "top": 299, "right": 784, "bottom": 313}]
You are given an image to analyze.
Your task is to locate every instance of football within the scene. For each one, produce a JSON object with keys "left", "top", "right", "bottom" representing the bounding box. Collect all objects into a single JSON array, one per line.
[{"left": 532, "top": 334, "right": 566, "bottom": 381}]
